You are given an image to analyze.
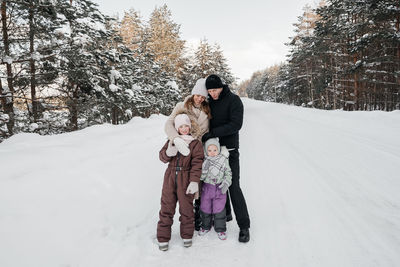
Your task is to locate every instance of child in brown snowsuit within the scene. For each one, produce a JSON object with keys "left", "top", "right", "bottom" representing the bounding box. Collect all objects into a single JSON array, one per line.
[{"left": 157, "top": 113, "right": 204, "bottom": 251}]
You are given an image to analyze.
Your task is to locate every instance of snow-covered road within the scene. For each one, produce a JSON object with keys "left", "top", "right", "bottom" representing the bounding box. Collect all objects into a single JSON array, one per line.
[
  {"left": 1, "top": 98, "right": 400, "bottom": 267},
  {"left": 241, "top": 100, "right": 400, "bottom": 267}
]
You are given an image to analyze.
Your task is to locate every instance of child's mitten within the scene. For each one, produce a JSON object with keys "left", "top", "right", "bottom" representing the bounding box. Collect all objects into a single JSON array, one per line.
[
  {"left": 166, "top": 141, "right": 178, "bottom": 157},
  {"left": 186, "top": 182, "right": 199, "bottom": 194},
  {"left": 220, "top": 146, "right": 230, "bottom": 158},
  {"left": 173, "top": 137, "right": 190, "bottom": 156},
  {"left": 219, "top": 180, "right": 230, "bottom": 194}
]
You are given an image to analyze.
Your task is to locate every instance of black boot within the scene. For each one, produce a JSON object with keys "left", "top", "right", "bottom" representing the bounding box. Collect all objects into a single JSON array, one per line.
[
  {"left": 226, "top": 213, "right": 233, "bottom": 222},
  {"left": 239, "top": 228, "right": 250, "bottom": 243}
]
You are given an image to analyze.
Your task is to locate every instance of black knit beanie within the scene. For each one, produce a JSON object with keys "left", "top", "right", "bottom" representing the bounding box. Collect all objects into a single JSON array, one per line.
[{"left": 205, "top": 74, "right": 224, "bottom": 89}]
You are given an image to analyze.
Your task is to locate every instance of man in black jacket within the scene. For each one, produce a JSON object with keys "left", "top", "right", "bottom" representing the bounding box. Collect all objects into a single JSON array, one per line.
[{"left": 202, "top": 74, "right": 250, "bottom": 243}]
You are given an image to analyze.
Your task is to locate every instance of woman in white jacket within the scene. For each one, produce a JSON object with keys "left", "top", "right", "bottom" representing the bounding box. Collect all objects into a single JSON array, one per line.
[{"left": 164, "top": 78, "right": 211, "bottom": 156}]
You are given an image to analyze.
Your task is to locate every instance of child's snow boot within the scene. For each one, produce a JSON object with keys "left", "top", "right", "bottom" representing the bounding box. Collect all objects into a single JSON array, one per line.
[
  {"left": 158, "top": 242, "right": 169, "bottom": 251},
  {"left": 198, "top": 227, "right": 210, "bottom": 236},
  {"left": 183, "top": 239, "right": 192, "bottom": 248},
  {"left": 217, "top": 231, "right": 227, "bottom": 240}
]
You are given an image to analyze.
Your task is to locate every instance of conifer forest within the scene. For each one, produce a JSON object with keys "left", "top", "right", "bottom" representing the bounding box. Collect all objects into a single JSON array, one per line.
[
  {"left": 243, "top": 0, "right": 400, "bottom": 111},
  {"left": 1, "top": 0, "right": 399, "bottom": 142}
]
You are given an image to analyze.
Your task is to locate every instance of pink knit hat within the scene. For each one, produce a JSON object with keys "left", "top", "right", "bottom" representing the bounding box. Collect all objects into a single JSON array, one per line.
[{"left": 174, "top": 114, "right": 191, "bottom": 131}]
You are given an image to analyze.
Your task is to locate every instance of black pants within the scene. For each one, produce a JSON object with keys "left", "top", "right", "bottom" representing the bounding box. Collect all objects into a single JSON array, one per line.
[
  {"left": 225, "top": 149, "right": 250, "bottom": 229},
  {"left": 194, "top": 199, "right": 202, "bottom": 230}
]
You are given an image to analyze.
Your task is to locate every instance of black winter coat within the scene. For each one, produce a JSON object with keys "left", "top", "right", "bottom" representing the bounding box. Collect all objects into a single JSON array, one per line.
[{"left": 208, "top": 85, "right": 243, "bottom": 149}]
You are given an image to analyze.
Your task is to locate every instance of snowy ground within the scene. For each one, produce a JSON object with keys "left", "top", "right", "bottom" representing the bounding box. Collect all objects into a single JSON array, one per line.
[{"left": 1, "top": 98, "right": 400, "bottom": 267}]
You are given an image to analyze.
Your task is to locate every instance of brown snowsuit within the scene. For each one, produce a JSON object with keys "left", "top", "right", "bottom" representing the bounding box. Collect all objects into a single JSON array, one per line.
[{"left": 157, "top": 138, "right": 204, "bottom": 242}]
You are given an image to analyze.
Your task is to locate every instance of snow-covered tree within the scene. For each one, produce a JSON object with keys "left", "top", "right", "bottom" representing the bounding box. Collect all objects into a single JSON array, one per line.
[
  {"left": 0, "top": 0, "right": 236, "bottom": 141},
  {"left": 145, "top": 4, "right": 185, "bottom": 76},
  {"left": 211, "top": 43, "right": 236, "bottom": 85},
  {"left": 0, "top": 0, "right": 21, "bottom": 135},
  {"left": 246, "top": 70, "right": 265, "bottom": 99},
  {"left": 119, "top": 8, "right": 143, "bottom": 55},
  {"left": 55, "top": 0, "right": 118, "bottom": 130},
  {"left": 246, "top": 0, "right": 399, "bottom": 111},
  {"left": 189, "top": 38, "right": 236, "bottom": 92}
]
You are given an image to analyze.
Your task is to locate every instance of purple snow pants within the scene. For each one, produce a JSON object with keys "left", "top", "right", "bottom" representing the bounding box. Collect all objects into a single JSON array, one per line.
[{"left": 200, "top": 183, "right": 227, "bottom": 214}]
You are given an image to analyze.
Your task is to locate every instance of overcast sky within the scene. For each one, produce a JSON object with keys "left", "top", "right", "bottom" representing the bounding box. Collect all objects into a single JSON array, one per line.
[{"left": 92, "top": 0, "right": 315, "bottom": 82}]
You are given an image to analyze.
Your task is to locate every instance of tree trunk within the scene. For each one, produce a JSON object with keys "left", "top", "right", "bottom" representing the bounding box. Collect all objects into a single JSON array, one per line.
[
  {"left": 0, "top": 79, "right": 6, "bottom": 135},
  {"left": 353, "top": 56, "right": 359, "bottom": 111},
  {"left": 373, "top": 85, "right": 377, "bottom": 110},
  {"left": 331, "top": 56, "right": 337, "bottom": 110},
  {"left": 112, "top": 107, "right": 118, "bottom": 125},
  {"left": 0, "top": 68, "right": 5, "bottom": 110},
  {"left": 396, "top": 10, "right": 400, "bottom": 106},
  {"left": 397, "top": 6, "right": 400, "bottom": 60},
  {"left": 71, "top": 84, "right": 78, "bottom": 131},
  {"left": 29, "top": 0, "right": 38, "bottom": 122},
  {"left": 305, "top": 61, "right": 313, "bottom": 107},
  {"left": 1, "top": 0, "right": 14, "bottom": 134}
]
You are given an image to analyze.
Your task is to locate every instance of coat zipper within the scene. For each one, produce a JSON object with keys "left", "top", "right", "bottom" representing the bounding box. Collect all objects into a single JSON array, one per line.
[{"left": 175, "top": 153, "right": 180, "bottom": 190}]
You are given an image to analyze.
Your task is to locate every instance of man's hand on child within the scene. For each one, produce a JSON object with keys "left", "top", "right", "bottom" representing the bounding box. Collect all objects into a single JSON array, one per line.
[{"left": 186, "top": 182, "right": 199, "bottom": 195}]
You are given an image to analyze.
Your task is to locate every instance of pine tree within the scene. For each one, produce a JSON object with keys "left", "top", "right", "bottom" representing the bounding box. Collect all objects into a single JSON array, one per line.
[
  {"left": 1, "top": 0, "right": 239, "bottom": 141},
  {"left": 275, "top": 64, "right": 292, "bottom": 104},
  {"left": 190, "top": 38, "right": 236, "bottom": 90},
  {"left": 246, "top": 0, "right": 399, "bottom": 111},
  {"left": 261, "top": 65, "right": 282, "bottom": 102},
  {"left": 120, "top": 8, "right": 143, "bottom": 55},
  {"left": 146, "top": 4, "right": 185, "bottom": 76},
  {"left": 211, "top": 43, "right": 236, "bottom": 85},
  {"left": 246, "top": 70, "right": 264, "bottom": 99},
  {"left": 192, "top": 38, "right": 214, "bottom": 79},
  {"left": 0, "top": 0, "right": 21, "bottom": 135},
  {"left": 55, "top": 0, "right": 115, "bottom": 130},
  {"left": 287, "top": 4, "right": 321, "bottom": 107},
  {"left": 1, "top": 0, "right": 64, "bottom": 137},
  {"left": 18, "top": 0, "right": 65, "bottom": 123},
  {"left": 314, "top": 0, "right": 400, "bottom": 110}
]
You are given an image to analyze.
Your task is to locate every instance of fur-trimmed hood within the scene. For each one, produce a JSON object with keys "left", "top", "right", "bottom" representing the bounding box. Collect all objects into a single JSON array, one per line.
[{"left": 164, "top": 95, "right": 210, "bottom": 142}]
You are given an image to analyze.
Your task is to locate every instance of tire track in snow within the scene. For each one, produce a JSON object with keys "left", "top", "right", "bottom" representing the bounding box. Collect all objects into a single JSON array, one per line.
[{"left": 241, "top": 100, "right": 400, "bottom": 267}]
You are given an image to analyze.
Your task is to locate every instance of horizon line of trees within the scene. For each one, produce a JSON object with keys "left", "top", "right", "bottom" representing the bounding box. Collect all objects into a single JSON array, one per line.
[
  {"left": 0, "top": 0, "right": 235, "bottom": 142},
  {"left": 243, "top": 0, "right": 399, "bottom": 111}
]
